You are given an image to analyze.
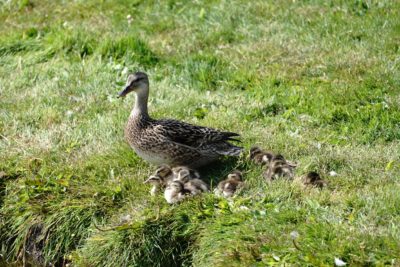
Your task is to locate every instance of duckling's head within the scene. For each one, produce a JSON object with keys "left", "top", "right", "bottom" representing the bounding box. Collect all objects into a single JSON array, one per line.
[
  {"left": 304, "top": 171, "right": 321, "bottom": 183},
  {"left": 172, "top": 166, "right": 195, "bottom": 183},
  {"left": 168, "top": 181, "right": 184, "bottom": 192},
  {"left": 261, "top": 152, "right": 273, "bottom": 164},
  {"left": 118, "top": 72, "right": 149, "bottom": 98},
  {"left": 155, "top": 164, "right": 173, "bottom": 179},
  {"left": 249, "top": 146, "right": 263, "bottom": 158},
  {"left": 271, "top": 154, "right": 285, "bottom": 162},
  {"left": 177, "top": 170, "right": 191, "bottom": 183},
  {"left": 227, "top": 170, "right": 242, "bottom": 181},
  {"left": 144, "top": 175, "right": 162, "bottom": 185},
  {"left": 172, "top": 166, "right": 187, "bottom": 175}
]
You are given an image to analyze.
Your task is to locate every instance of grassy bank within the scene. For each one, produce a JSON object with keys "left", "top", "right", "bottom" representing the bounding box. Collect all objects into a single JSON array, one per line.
[{"left": 1, "top": 0, "right": 399, "bottom": 266}]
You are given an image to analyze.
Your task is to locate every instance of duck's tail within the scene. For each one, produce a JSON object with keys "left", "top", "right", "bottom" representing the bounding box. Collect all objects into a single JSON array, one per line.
[{"left": 222, "top": 131, "right": 241, "bottom": 143}]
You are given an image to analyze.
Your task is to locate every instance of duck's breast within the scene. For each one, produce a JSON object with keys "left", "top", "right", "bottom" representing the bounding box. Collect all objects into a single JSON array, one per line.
[{"left": 133, "top": 146, "right": 172, "bottom": 165}]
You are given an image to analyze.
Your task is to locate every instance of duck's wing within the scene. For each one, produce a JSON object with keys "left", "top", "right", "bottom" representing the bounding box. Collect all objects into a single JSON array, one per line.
[
  {"left": 150, "top": 137, "right": 203, "bottom": 164},
  {"left": 154, "top": 119, "right": 241, "bottom": 147}
]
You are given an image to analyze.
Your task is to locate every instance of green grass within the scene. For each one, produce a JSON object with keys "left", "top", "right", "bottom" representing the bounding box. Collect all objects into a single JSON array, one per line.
[{"left": 1, "top": 0, "right": 400, "bottom": 266}]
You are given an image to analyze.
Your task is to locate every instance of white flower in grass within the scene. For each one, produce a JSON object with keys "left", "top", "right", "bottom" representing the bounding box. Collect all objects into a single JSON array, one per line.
[
  {"left": 329, "top": 171, "right": 338, "bottom": 176},
  {"left": 289, "top": 128, "right": 300, "bottom": 138},
  {"left": 272, "top": 254, "right": 280, "bottom": 261},
  {"left": 65, "top": 110, "right": 74, "bottom": 117},
  {"left": 120, "top": 214, "right": 132, "bottom": 224},
  {"left": 113, "top": 64, "right": 122, "bottom": 71},
  {"left": 334, "top": 257, "right": 346, "bottom": 266},
  {"left": 122, "top": 67, "right": 129, "bottom": 76},
  {"left": 290, "top": 230, "right": 299, "bottom": 240},
  {"left": 239, "top": 205, "right": 249, "bottom": 211},
  {"left": 127, "top": 14, "right": 133, "bottom": 25}
]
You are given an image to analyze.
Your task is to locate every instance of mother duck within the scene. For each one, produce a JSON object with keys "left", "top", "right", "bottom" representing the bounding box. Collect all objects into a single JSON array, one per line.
[{"left": 118, "top": 72, "right": 242, "bottom": 168}]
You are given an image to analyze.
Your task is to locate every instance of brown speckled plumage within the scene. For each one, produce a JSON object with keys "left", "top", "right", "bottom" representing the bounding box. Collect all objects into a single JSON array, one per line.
[
  {"left": 302, "top": 171, "right": 327, "bottom": 188},
  {"left": 263, "top": 154, "right": 295, "bottom": 181},
  {"left": 119, "top": 72, "right": 242, "bottom": 168},
  {"left": 249, "top": 146, "right": 274, "bottom": 165},
  {"left": 215, "top": 170, "right": 243, "bottom": 198}
]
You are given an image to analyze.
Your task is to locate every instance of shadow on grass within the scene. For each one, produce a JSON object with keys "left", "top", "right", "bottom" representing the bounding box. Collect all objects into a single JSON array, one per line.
[{"left": 197, "top": 154, "right": 250, "bottom": 188}]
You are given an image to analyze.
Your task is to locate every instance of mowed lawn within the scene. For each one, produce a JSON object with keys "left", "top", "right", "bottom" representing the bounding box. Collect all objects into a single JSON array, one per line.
[{"left": 1, "top": 0, "right": 399, "bottom": 266}]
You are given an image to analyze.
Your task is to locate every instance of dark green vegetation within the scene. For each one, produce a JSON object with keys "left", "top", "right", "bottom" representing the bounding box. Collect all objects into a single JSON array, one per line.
[{"left": 1, "top": 0, "right": 399, "bottom": 266}]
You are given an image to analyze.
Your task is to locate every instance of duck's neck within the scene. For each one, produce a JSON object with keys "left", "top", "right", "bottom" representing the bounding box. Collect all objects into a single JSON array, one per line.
[{"left": 131, "top": 86, "right": 149, "bottom": 119}]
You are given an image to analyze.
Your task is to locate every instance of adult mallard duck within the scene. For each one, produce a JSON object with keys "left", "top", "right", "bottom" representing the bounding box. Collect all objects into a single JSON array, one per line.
[{"left": 118, "top": 72, "right": 242, "bottom": 168}]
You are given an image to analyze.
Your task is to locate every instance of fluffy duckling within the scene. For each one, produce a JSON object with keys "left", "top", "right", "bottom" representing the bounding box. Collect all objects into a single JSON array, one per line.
[
  {"left": 263, "top": 154, "right": 295, "bottom": 181},
  {"left": 154, "top": 164, "right": 174, "bottom": 185},
  {"left": 164, "top": 181, "right": 188, "bottom": 204},
  {"left": 144, "top": 165, "right": 174, "bottom": 195},
  {"left": 302, "top": 171, "right": 327, "bottom": 188},
  {"left": 143, "top": 175, "right": 163, "bottom": 196},
  {"left": 215, "top": 170, "right": 244, "bottom": 198},
  {"left": 171, "top": 166, "right": 208, "bottom": 195},
  {"left": 184, "top": 179, "right": 209, "bottom": 195},
  {"left": 172, "top": 166, "right": 200, "bottom": 183},
  {"left": 249, "top": 146, "right": 274, "bottom": 165}
]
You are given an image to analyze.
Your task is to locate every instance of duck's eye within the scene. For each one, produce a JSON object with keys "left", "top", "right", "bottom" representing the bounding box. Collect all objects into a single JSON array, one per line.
[{"left": 132, "top": 76, "right": 144, "bottom": 83}]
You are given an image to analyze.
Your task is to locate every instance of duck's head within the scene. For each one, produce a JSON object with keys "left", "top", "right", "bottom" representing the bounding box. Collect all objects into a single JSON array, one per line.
[{"left": 118, "top": 72, "right": 149, "bottom": 98}]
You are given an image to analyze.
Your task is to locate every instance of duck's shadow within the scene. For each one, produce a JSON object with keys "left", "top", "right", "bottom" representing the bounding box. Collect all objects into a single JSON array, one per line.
[{"left": 197, "top": 156, "right": 248, "bottom": 189}]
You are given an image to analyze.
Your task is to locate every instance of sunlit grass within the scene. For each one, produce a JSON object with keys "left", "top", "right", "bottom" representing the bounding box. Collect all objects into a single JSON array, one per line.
[{"left": 1, "top": 0, "right": 399, "bottom": 266}]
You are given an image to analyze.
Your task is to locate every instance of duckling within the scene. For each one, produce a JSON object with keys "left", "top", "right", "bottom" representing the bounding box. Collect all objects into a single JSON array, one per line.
[
  {"left": 171, "top": 166, "right": 208, "bottom": 195},
  {"left": 184, "top": 178, "right": 209, "bottom": 195},
  {"left": 154, "top": 164, "right": 174, "bottom": 185},
  {"left": 143, "top": 175, "right": 163, "bottom": 196},
  {"left": 263, "top": 154, "right": 295, "bottom": 181},
  {"left": 144, "top": 165, "right": 174, "bottom": 195},
  {"left": 302, "top": 171, "right": 327, "bottom": 188},
  {"left": 164, "top": 181, "right": 187, "bottom": 204},
  {"left": 215, "top": 170, "right": 244, "bottom": 198},
  {"left": 227, "top": 170, "right": 243, "bottom": 181},
  {"left": 172, "top": 166, "right": 200, "bottom": 183},
  {"left": 249, "top": 146, "right": 273, "bottom": 165}
]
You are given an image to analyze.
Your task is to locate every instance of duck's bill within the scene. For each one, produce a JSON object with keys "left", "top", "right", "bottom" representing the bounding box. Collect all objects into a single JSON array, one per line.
[{"left": 117, "top": 86, "right": 130, "bottom": 98}]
